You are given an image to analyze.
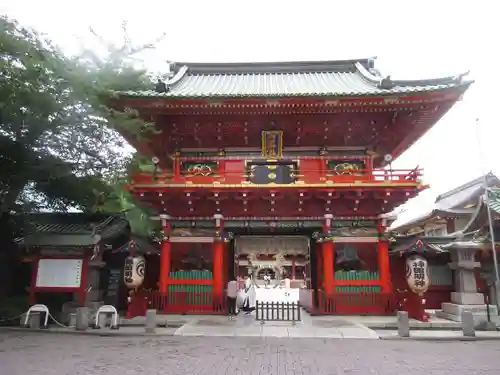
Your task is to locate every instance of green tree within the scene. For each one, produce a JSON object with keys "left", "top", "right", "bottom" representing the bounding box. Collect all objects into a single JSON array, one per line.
[{"left": 0, "top": 16, "right": 159, "bottom": 298}]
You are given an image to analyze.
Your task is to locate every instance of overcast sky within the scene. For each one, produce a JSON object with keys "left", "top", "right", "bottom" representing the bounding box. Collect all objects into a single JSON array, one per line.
[{"left": 1, "top": 0, "right": 497, "bottom": 224}]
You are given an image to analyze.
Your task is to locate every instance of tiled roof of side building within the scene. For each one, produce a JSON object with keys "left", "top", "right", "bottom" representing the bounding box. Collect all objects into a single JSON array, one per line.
[
  {"left": 18, "top": 212, "right": 130, "bottom": 247},
  {"left": 391, "top": 173, "right": 500, "bottom": 233},
  {"left": 116, "top": 58, "right": 472, "bottom": 99}
]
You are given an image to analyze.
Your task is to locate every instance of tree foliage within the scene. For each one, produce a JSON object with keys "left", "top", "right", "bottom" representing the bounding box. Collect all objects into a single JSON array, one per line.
[
  {"left": 0, "top": 15, "right": 163, "bottom": 299},
  {"left": 0, "top": 16, "right": 157, "bottom": 214}
]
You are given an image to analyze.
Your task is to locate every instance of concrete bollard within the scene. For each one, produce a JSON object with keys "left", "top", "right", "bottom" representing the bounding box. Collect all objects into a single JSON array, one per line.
[
  {"left": 20, "top": 313, "right": 27, "bottom": 327},
  {"left": 145, "top": 309, "right": 156, "bottom": 333},
  {"left": 98, "top": 313, "right": 109, "bottom": 329},
  {"left": 75, "top": 307, "right": 89, "bottom": 331},
  {"left": 397, "top": 311, "right": 410, "bottom": 337},
  {"left": 69, "top": 313, "right": 77, "bottom": 328},
  {"left": 27, "top": 312, "right": 41, "bottom": 329},
  {"left": 461, "top": 311, "right": 475, "bottom": 337}
]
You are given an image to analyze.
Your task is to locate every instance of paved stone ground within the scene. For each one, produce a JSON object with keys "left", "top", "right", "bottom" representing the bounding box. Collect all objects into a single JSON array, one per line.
[{"left": 1, "top": 331, "right": 499, "bottom": 375}]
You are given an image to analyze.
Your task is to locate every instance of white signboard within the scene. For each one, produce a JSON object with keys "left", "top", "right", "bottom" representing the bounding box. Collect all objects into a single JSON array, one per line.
[
  {"left": 255, "top": 288, "right": 299, "bottom": 302},
  {"left": 36, "top": 259, "right": 83, "bottom": 288}
]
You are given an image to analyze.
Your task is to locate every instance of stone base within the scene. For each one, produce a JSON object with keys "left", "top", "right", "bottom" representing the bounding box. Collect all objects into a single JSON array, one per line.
[
  {"left": 436, "top": 303, "right": 498, "bottom": 324},
  {"left": 476, "top": 321, "right": 498, "bottom": 331},
  {"left": 451, "top": 292, "right": 484, "bottom": 305}
]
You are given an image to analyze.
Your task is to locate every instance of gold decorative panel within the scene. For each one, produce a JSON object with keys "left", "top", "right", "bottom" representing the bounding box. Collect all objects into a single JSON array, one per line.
[{"left": 261, "top": 130, "right": 283, "bottom": 159}]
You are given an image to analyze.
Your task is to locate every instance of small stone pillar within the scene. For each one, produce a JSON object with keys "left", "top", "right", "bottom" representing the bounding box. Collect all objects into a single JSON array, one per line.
[
  {"left": 145, "top": 309, "right": 156, "bottom": 333},
  {"left": 98, "top": 313, "right": 109, "bottom": 328},
  {"left": 75, "top": 307, "right": 89, "bottom": 331},
  {"left": 461, "top": 311, "right": 475, "bottom": 337},
  {"left": 29, "top": 312, "right": 41, "bottom": 329},
  {"left": 397, "top": 311, "right": 410, "bottom": 337}
]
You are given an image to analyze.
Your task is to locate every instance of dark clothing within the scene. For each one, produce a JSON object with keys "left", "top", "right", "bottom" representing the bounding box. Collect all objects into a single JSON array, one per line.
[
  {"left": 227, "top": 296, "right": 237, "bottom": 316},
  {"left": 241, "top": 296, "right": 255, "bottom": 313}
]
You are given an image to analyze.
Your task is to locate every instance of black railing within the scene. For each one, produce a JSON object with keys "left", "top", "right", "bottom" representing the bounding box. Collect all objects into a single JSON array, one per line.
[{"left": 255, "top": 301, "right": 301, "bottom": 323}]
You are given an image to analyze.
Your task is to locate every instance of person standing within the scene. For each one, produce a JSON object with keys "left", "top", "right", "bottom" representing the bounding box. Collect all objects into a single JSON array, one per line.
[
  {"left": 241, "top": 276, "right": 257, "bottom": 315},
  {"left": 226, "top": 278, "right": 238, "bottom": 320}
]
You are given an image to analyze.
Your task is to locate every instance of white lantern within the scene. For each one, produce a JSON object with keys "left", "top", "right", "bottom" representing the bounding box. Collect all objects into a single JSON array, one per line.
[
  {"left": 123, "top": 256, "right": 146, "bottom": 289},
  {"left": 405, "top": 254, "right": 430, "bottom": 295}
]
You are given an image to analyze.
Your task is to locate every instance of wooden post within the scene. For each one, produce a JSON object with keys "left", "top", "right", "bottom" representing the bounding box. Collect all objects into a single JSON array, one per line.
[
  {"left": 213, "top": 214, "right": 224, "bottom": 296},
  {"left": 29, "top": 256, "right": 40, "bottom": 306},
  {"left": 77, "top": 255, "right": 89, "bottom": 305},
  {"left": 322, "top": 214, "right": 335, "bottom": 295},
  {"left": 159, "top": 216, "right": 171, "bottom": 294}
]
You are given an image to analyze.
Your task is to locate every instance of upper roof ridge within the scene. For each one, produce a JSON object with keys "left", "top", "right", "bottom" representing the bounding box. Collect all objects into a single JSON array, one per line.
[{"left": 170, "top": 58, "right": 377, "bottom": 75}]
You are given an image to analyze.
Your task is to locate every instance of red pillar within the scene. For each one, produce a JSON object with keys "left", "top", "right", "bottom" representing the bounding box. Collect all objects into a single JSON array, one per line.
[
  {"left": 378, "top": 240, "right": 392, "bottom": 293},
  {"left": 173, "top": 151, "right": 181, "bottom": 182},
  {"left": 159, "top": 217, "right": 171, "bottom": 294},
  {"left": 213, "top": 241, "right": 224, "bottom": 295},
  {"left": 292, "top": 258, "right": 296, "bottom": 280},
  {"left": 213, "top": 214, "right": 224, "bottom": 296},
  {"left": 377, "top": 219, "right": 392, "bottom": 293},
  {"left": 322, "top": 241, "right": 335, "bottom": 294},
  {"left": 218, "top": 159, "right": 226, "bottom": 182},
  {"left": 322, "top": 214, "right": 335, "bottom": 294}
]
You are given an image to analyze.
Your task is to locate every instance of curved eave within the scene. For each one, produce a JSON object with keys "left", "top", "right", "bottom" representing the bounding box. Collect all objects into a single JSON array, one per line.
[
  {"left": 114, "top": 82, "right": 471, "bottom": 100},
  {"left": 388, "top": 73, "right": 472, "bottom": 88}
]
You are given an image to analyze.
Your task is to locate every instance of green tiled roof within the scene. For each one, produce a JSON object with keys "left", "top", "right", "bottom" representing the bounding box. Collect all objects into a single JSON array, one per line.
[
  {"left": 19, "top": 212, "right": 130, "bottom": 248},
  {"left": 116, "top": 58, "right": 472, "bottom": 99},
  {"left": 488, "top": 187, "right": 500, "bottom": 215}
]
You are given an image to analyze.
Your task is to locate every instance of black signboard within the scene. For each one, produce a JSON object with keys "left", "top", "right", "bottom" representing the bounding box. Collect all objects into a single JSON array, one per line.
[
  {"left": 247, "top": 162, "right": 297, "bottom": 185},
  {"left": 104, "top": 268, "right": 122, "bottom": 306}
]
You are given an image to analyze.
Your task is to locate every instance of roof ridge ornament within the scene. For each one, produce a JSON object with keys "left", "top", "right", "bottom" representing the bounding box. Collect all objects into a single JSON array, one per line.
[
  {"left": 454, "top": 70, "right": 471, "bottom": 83},
  {"left": 155, "top": 63, "right": 189, "bottom": 93},
  {"left": 379, "top": 76, "right": 394, "bottom": 89}
]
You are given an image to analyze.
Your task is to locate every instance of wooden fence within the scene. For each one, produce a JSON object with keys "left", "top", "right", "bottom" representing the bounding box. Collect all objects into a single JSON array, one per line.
[{"left": 256, "top": 301, "right": 301, "bottom": 323}]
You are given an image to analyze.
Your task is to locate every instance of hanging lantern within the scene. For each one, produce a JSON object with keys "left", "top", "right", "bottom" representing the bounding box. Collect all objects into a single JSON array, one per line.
[
  {"left": 405, "top": 254, "right": 430, "bottom": 295},
  {"left": 123, "top": 255, "right": 146, "bottom": 289}
]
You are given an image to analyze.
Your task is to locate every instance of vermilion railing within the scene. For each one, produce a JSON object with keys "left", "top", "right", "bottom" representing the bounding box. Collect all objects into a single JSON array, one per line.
[
  {"left": 131, "top": 168, "right": 422, "bottom": 186},
  {"left": 317, "top": 290, "right": 396, "bottom": 315},
  {"left": 126, "top": 291, "right": 227, "bottom": 317},
  {"left": 126, "top": 289, "right": 397, "bottom": 317}
]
